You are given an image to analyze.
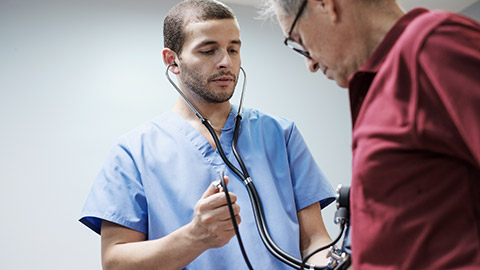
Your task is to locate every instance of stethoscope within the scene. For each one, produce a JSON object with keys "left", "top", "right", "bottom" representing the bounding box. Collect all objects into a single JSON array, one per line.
[{"left": 166, "top": 63, "right": 348, "bottom": 270}]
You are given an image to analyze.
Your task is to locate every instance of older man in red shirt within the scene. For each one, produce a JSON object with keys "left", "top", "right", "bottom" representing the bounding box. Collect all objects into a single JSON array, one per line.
[{"left": 263, "top": 0, "right": 480, "bottom": 269}]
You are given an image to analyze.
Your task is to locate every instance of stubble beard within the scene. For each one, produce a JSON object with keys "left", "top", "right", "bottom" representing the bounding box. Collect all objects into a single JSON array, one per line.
[{"left": 179, "top": 64, "right": 237, "bottom": 103}]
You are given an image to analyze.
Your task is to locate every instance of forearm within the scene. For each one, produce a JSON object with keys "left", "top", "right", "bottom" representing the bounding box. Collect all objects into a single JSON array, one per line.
[
  {"left": 298, "top": 203, "right": 332, "bottom": 266},
  {"left": 301, "top": 234, "right": 332, "bottom": 266},
  {"left": 101, "top": 179, "right": 239, "bottom": 270},
  {"left": 102, "top": 222, "right": 207, "bottom": 270}
]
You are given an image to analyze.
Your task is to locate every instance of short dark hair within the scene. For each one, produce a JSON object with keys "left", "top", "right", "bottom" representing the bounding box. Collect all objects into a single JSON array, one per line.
[{"left": 164, "top": 0, "right": 236, "bottom": 54}]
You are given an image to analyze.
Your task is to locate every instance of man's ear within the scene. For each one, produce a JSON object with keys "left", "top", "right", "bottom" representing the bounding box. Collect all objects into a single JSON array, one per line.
[
  {"left": 310, "top": 0, "right": 338, "bottom": 23},
  {"left": 162, "top": 48, "right": 180, "bottom": 74}
]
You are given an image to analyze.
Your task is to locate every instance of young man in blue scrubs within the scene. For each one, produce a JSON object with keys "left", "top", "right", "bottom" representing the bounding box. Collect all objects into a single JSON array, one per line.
[{"left": 80, "top": 1, "right": 335, "bottom": 269}]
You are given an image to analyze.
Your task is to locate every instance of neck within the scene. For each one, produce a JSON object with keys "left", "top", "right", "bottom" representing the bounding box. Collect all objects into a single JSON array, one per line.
[
  {"left": 173, "top": 96, "right": 231, "bottom": 131},
  {"left": 358, "top": 1, "right": 405, "bottom": 58},
  {"left": 342, "top": 0, "right": 404, "bottom": 78}
]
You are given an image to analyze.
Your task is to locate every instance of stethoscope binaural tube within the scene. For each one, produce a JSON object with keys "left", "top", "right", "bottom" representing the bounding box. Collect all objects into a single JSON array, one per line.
[
  {"left": 165, "top": 63, "right": 247, "bottom": 123},
  {"left": 165, "top": 64, "right": 339, "bottom": 270}
]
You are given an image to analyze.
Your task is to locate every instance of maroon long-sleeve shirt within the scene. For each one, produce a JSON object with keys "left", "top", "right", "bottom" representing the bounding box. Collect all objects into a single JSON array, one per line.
[{"left": 349, "top": 8, "right": 480, "bottom": 269}]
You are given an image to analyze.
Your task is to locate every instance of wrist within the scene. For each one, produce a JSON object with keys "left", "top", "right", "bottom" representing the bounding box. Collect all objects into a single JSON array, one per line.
[{"left": 181, "top": 221, "right": 210, "bottom": 252}]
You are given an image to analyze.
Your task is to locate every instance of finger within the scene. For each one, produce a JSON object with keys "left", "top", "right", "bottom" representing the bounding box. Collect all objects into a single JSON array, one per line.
[
  {"left": 227, "top": 192, "right": 237, "bottom": 203},
  {"left": 206, "top": 191, "right": 238, "bottom": 209},
  {"left": 235, "top": 213, "right": 242, "bottom": 225},
  {"left": 222, "top": 175, "right": 229, "bottom": 186},
  {"left": 201, "top": 180, "right": 221, "bottom": 199},
  {"left": 218, "top": 212, "right": 242, "bottom": 228},
  {"left": 217, "top": 215, "right": 241, "bottom": 231},
  {"left": 210, "top": 174, "right": 230, "bottom": 194},
  {"left": 218, "top": 204, "right": 241, "bottom": 222}
]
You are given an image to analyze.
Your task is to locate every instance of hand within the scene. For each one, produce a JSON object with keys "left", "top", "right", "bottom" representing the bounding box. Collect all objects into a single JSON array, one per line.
[{"left": 187, "top": 176, "right": 241, "bottom": 249}]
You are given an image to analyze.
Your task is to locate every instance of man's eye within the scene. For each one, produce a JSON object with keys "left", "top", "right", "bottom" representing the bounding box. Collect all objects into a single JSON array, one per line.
[
  {"left": 201, "top": 50, "right": 215, "bottom": 55},
  {"left": 229, "top": 49, "right": 239, "bottom": 54}
]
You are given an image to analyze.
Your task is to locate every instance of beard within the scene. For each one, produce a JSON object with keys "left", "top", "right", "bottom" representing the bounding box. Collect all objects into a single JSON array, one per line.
[{"left": 179, "top": 62, "right": 237, "bottom": 103}]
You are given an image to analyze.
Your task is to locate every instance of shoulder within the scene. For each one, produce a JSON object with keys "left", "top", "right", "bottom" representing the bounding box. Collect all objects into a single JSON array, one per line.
[
  {"left": 397, "top": 10, "right": 479, "bottom": 57},
  {"left": 114, "top": 111, "right": 178, "bottom": 148},
  {"left": 384, "top": 10, "right": 480, "bottom": 85},
  {"left": 241, "top": 107, "right": 296, "bottom": 132}
]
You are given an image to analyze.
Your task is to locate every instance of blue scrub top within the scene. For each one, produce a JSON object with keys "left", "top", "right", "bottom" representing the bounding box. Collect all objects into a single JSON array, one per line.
[{"left": 80, "top": 105, "right": 335, "bottom": 269}]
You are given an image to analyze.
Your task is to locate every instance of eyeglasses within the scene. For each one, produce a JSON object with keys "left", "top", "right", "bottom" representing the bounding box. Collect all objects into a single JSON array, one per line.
[{"left": 283, "top": 0, "right": 310, "bottom": 59}]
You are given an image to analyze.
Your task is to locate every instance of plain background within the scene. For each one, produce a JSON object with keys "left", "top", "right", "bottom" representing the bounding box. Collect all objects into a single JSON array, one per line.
[{"left": 1, "top": 0, "right": 478, "bottom": 269}]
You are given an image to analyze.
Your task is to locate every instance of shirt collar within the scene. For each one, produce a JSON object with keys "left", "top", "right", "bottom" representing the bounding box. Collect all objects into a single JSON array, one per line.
[
  {"left": 355, "top": 8, "right": 429, "bottom": 74},
  {"left": 347, "top": 8, "right": 429, "bottom": 124},
  {"left": 221, "top": 104, "right": 237, "bottom": 131}
]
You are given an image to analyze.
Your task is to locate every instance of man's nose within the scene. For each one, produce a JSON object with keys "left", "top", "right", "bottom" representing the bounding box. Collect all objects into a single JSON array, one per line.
[
  {"left": 305, "top": 57, "right": 320, "bottom": 73},
  {"left": 217, "top": 51, "right": 233, "bottom": 69}
]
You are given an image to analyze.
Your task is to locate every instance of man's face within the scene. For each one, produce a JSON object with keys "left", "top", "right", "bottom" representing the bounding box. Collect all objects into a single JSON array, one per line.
[
  {"left": 177, "top": 19, "right": 241, "bottom": 103},
  {"left": 276, "top": 1, "right": 356, "bottom": 88}
]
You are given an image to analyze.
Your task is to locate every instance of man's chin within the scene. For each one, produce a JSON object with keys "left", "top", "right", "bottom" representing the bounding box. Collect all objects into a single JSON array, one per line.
[
  {"left": 336, "top": 80, "right": 349, "bottom": 89},
  {"left": 332, "top": 74, "right": 349, "bottom": 89},
  {"left": 207, "top": 92, "right": 234, "bottom": 103}
]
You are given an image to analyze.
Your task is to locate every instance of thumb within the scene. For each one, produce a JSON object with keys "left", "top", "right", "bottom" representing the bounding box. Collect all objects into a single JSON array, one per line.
[
  {"left": 201, "top": 175, "right": 229, "bottom": 199},
  {"left": 221, "top": 175, "right": 230, "bottom": 187},
  {"left": 217, "top": 175, "right": 230, "bottom": 194}
]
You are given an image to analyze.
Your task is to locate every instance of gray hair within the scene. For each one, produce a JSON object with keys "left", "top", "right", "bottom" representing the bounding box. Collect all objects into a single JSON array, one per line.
[
  {"left": 259, "top": 0, "right": 387, "bottom": 21},
  {"left": 259, "top": 0, "right": 304, "bottom": 20}
]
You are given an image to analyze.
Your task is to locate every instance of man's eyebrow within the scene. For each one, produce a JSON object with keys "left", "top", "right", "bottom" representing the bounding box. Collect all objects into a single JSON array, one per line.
[
  {"left": 194, "top": 39, "right": 242, "bottom": 49},
  {"left": 194, "top": 41, "right": 218, "bottom": 48}
]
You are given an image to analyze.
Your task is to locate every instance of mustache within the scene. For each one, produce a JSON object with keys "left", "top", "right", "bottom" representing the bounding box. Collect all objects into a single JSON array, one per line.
[{"left": 208, "top": 71, "right": 237, "bottom": 82}]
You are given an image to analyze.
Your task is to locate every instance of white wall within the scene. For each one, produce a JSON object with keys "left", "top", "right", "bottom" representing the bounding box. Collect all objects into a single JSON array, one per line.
[{"left": 0, "top": 1, "right": 477, "bottom": 269}]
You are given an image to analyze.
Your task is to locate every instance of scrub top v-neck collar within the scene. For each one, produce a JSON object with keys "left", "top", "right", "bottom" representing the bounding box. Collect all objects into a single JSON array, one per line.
[{"left": 168, "top": 105, "right": 238, "bottom": 167}]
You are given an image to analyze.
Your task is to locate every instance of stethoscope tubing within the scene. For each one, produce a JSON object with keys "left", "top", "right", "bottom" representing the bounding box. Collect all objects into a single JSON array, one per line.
[
  {"left": 166, "top": 64, "right": 337, "bottom": 270},
  {"left": 219, "top": 170, "right": 253, "bottom": 269}
]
